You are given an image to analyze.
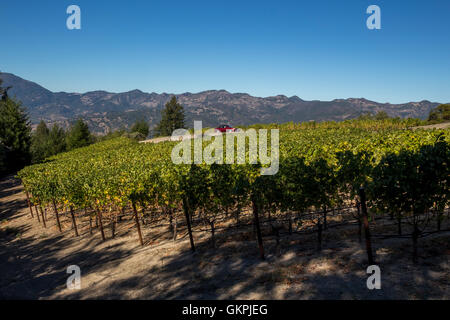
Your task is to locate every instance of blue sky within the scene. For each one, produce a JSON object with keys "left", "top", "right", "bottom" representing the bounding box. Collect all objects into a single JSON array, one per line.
[{"left": 1, "top": 0, "right": 449, "bottom": 103}]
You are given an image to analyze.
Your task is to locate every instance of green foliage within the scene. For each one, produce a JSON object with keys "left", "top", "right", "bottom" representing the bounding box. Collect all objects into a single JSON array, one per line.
[
  {"left": 66, "top": 119, "right": 92, "bottom": 151},
  {"left": 428, "top": 104, "right": 450, "bottom": 123},
  {"left": 31, "top": 121, "right": 67, "bottom": 163},
  {"left": 154, "top": 96, "right": 185, "bottom": 137},
  {"left": 48, "top": 124, "right": 67, "bottom": 155},
  {"left": 17, "top": 117, "right": 449, "bottom": 264},
  {"left": 30, "top": 120, "right": 50, "bottom": 163},
  {"left": 130, "top": 120, "right": 149, "bottom": 139},
  {"left": 0, "top": 97, "right": 31, "bottom": 175},
  {"left": 243, "top": 118, "right": 424, "bottom": 131},
  {"left": 369, "top": 133, "right": 449, "bottom": 239},
  {"left": 18, "top": 119, "right": 449, "bottom": 235}
]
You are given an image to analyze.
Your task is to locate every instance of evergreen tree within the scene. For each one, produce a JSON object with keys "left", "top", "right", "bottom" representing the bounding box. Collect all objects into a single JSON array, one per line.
[
  {"left": 0, "top": 97, "right": 32, "bottom": 174},
  {"left": 130, "top": 119, "right": 150, "bottom": 138},
  {"left": 154, "top": 96, "right": 185, "bottom": 136},
  {"left": 48, "top": 124, "right": 67, "bottom": 155},
  {"left": 30, "top": 120, "right": 51, "bottom": 163},
  {"left": 66, "top": 119, "right": 92, "bottom": 150}
]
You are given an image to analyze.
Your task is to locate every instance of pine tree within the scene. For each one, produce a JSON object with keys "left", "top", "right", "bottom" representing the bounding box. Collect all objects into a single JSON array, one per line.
[
  {"left": 48, "top": 124, "right": 67, "bottom": 155},
  {"left": 66, "top": 119, "right": 92, "bottom": 150},
  {"left": 0, "top": 97, "right": 32, "bottom": 174},
  {"left": 30, "top": 120, "right": 51, "bottom": 163},
  {"left": 154, "top": 96, "right": 185, "bottom": 137}
]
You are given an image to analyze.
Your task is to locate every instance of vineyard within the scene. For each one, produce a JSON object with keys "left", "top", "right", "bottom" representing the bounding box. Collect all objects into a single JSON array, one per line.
[{"left": 17, "top": 119, "right": 450, "bottom": 263}]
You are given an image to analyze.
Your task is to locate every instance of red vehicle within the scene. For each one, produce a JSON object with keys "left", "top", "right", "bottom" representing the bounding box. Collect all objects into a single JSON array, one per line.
[{"left": 215, "top": 124, "right": 237, "bottom": 133}]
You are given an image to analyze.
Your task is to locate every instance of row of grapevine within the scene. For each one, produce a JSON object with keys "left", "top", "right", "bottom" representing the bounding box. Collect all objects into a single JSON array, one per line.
[{"left": 18, "top": 120, "right": 449, "bottom": 261}]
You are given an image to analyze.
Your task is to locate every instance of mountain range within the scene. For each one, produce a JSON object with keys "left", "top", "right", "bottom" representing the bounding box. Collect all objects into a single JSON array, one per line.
[{"left": 0, "top": 72, "right": 443, "bottom": 135}]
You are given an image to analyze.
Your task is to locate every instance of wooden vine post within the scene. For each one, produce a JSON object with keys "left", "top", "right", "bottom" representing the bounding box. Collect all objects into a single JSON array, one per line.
[
  {"left": 52, "top": 199, "right": 62, "bottom": 233},
  {"left": 288, "top": 211, "right": 292, "bottom": 235},
  {"left": 182, "top": 197, "right": 195, "bottom": 252},
  {"left": 119, "top": 207, "right": 125, "bottom": 222},
  {"left": 412, "top": 222, "right": 419, "bottom": 263},
  {"left": 317, "top": 215, "right": 323, "bottom": 251},
  {"left": 69, "top": 206, "right": 79, "bottom": 237},
  {"left": 96, "top": 207, "right": 106, "bottom": 241},
  {"left": 437, "top": 209, "right": 443, "bottom": 231},
  {"left": 111, "top": 211, "right": 116, "bottom": 238},
  {"left": 356, "top": 201, "right": 362, "bottom": 243},
  {"left": 39, "top": 204, "right": 47, "bottom": 228},
  {"left": 209, "top": 220, "right": 216, "bottom": 249},
  {"left": 34, "top": 204, "right": 41, "bottom": 223},
  {"left": 25, "top": 190, "right": 34, "bottom": 218},
  {"left": 131, "top": 202, "right": 144, "bottom": 246},
  {"left": 87, "top": 208, "right": 93, "bottom": 235},
  {"left": 173, "top": 213, "right": 178, "bottom": 242},
  {"left": 251, "top": 196, "right": 265, "bottom": 260},
  {"left": 359, "top": 187, "right": 374, "bottom": 265}
]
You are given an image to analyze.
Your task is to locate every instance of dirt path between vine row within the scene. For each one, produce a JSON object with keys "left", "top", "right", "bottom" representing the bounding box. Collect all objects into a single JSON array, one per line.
[{"left": 0, "top": 175, "right": 449, "bottom": 300}]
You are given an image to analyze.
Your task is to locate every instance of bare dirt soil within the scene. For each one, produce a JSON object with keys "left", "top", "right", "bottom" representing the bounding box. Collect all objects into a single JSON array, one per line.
[{"left": 0, "top": 175, "right": 449, "bottom": 300}]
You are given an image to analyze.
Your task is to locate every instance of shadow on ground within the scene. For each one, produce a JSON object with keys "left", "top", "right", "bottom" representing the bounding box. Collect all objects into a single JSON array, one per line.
[{"left": 1, "top": 175, "right": 449, "bottom": 299}]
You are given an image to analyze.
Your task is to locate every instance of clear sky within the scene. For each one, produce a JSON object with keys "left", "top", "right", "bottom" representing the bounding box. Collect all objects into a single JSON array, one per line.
[{"left": 1, "top": 0, "right": 449, "bottom": 103}]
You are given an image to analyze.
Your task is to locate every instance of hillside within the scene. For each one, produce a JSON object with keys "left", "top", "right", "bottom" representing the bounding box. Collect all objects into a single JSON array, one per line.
[
  {"left": 8, "top": 121, "right": 450, "bottom": 299},
  {"left": 0, "top": 72, "right": 443, "bottom": 134}
]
